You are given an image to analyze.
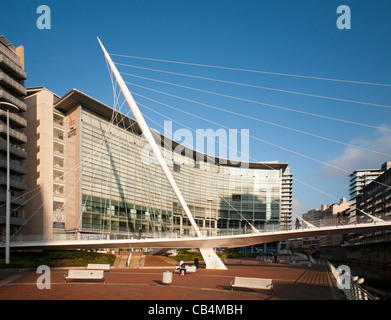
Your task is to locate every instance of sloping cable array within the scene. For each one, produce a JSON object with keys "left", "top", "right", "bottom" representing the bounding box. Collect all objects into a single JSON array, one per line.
[
  {"left": 136, "top": 99, "right": 382, "bottom": 223},
  {"left": 109, "top": 52, "right": 391, "bottom": 193},
  {"left": 110, "top": 54, "right": 391, "bottom": 87}
]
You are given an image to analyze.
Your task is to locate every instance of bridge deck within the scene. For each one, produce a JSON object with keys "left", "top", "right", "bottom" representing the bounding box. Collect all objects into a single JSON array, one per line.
[{"left": 2, "top": 222, "right": 391, "bottom": 250}]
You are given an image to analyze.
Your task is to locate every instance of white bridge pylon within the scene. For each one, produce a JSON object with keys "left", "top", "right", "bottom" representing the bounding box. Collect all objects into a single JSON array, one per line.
[{"left": 97, "top": 38, "right": 227, "bottom": 269}]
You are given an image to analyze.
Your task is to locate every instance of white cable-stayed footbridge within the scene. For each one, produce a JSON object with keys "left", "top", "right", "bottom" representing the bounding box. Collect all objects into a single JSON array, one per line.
[
  {"left": 2, "top": 38, "right": 391, "bottom": 270},
  {"left": 3, "top": 216, "right": 391, "bottom": 270}
]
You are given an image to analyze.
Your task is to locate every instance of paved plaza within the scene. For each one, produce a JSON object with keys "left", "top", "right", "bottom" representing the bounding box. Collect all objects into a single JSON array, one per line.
[{"left": 0, "top": 258, "right": 343, "bottom": 300}]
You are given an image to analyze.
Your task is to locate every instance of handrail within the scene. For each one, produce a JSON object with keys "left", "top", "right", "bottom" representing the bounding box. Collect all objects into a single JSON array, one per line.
[{"left": 327, "top": 261, "right": 379, "bottom": 300}]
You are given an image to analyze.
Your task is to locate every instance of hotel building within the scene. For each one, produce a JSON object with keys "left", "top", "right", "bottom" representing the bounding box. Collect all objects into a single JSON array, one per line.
[{"left": 23, "top": 87, "right": 292, "bottom": 245}]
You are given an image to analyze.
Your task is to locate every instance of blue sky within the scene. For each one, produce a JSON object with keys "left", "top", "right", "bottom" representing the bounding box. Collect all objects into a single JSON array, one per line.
[{"left": 1, "top": 0, "right": 391, "bottom": 214}]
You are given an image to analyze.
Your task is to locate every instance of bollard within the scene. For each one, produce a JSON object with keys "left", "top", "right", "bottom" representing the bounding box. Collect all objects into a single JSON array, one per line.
[{"left": 162, "top": 270, "right": 172, "bottom": 285}]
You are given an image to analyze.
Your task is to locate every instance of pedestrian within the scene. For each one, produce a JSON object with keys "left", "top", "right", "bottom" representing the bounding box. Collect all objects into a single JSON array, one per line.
[
  {"left": 295, "top": 218, "right": 301, "bottom": 230},
  {"left": 194, "top": 257, "right": 199, "bottom": 269},
  {"left": 337, "top": 212, "right": 343, "bottom": 225}
]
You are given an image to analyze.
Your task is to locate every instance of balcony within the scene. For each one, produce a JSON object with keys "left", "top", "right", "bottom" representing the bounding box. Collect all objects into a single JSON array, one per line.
[
  {"left": 0, "top": 176, "right": 27, "bottom": 190},
  {"left": 53, "top": 172, "right": 65, "bottom": 185},
  {"left": 53, "top": 195, "right": 65, "bottom": 203},
  {"left": 0, "top": 123, "right": 27, "bottom": 143},
  {"left": 53, "top": 142, "right": 65, "bottom": 157},
  {"left": 0, "top": 110, "right": 27, "bottom": 128},
  {"left": 0, "top": 70, "right": 26, "bottom": 96},
  {"left": 53, "top": 127, "right": 65, "bottom": 143},
  {"left": 54, "top": 158, "right": 65, "bottom": 171},
  {"left": 54, "top": 188, "right": 65, "bottom": 197},
  {"left": 0, "top": 141, "right": 26, "bottom": 159},
  {"left": 0, "top": 159, "right": 27, "bottom": 175},
  {"left": 53, "top": 112, "right": 64, "bottom": 128},
  {"left": 0, "top": 193, "right": 27, "bottom": 206},
  {"left": 0, "top": 87, "right": 27, "bottom": 111},
  {"left": 53, "top": 200, "right": 65, "bottom": 211},
  {"left": 0, "top": 53, "right": 26, "bottom": 80},
  {"left": 0, "top": 44, "right": 24, "bottom": 70},
  {"left": 0, "top": 215, "right": 26, "bottom": 226}
]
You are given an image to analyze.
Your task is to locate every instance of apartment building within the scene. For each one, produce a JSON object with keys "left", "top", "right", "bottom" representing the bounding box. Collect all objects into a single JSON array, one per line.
[{"left": 0, "top": 35, "right": 28, "bottom": 239}]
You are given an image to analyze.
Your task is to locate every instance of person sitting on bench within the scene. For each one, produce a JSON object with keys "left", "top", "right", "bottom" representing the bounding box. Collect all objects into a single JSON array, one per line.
[{"left": 180, "top": 262, "right": 186, "bottom": 275}]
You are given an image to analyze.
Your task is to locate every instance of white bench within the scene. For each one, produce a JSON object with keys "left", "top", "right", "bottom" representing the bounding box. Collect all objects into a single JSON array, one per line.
[
  {"left": 230, "top": 277, "right": 273, "bottom": 295},
  {"left": 86, "top": 264, "right": 111, "bottom": 271},
  {"left": 64, "top": 270, "right": 105, "bottom": 283},
  {"left": 186, "top": 266, "right": 197, "bottom": 273},
  {"left": 175, "top": 265, "right": 197, "bottom": 274}
]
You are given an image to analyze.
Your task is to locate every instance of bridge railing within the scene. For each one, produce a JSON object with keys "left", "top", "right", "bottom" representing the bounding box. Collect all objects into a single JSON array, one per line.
[
  {"left": 327, "top": 261, "right": 379, "bottom": 300},
  {"left": 292, "top": 212, "right": 388, "bottom": 231},
  {"left": 1, "top": 224, "right": 281, "bottom": 244},
  {"left": 2, "top": 213, "right": 389, "bottom": 244}
]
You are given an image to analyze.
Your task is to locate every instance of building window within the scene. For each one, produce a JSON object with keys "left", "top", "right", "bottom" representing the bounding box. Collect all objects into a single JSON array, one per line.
[
  {"left": 173, "top": 163, "right": 180, "bottom": 173},
  {"left": 232, "top": 194, "right": 241, "bottom": 201}
]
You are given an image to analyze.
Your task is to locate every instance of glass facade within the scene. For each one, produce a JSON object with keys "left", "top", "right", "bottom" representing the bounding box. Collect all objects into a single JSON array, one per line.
[{"left": 80, "top": 107, "right": 286, "bottom": 238}]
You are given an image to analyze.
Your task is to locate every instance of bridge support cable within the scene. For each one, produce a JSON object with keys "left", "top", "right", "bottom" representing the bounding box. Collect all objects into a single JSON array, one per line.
[
  {"left": 128, "top": 83, "right": 391, "bottom": 191},
  {"left": 122, "top": 74, "right": 391, "bottom": 134},
  {"left": 356, "top": 209, "right": 385, "bottom": 224},
  {"left": 109, "top": 52, "right": 391, "bottom": 87}
]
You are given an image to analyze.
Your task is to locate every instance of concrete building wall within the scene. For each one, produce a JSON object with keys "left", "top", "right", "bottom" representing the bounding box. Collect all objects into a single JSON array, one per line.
[
  {"left": 24, "top": 89, "right": 55, "bottom": 236},
  {"left": 64, "top": 104, "right": 82, "bottom": 232}
]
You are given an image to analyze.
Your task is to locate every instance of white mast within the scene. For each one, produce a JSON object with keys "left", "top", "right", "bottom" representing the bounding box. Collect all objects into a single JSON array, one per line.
[{"left": 97, "top": 38, "right": 202, "bottom": 238}]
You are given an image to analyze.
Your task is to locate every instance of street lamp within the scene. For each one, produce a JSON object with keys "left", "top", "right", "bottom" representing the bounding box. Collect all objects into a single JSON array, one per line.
[
  {"left": 207, "top": 199, "right": 213, "bottom": 235},
  {"left": 0, "top": 102, "right": 19, "bottom": 264}
]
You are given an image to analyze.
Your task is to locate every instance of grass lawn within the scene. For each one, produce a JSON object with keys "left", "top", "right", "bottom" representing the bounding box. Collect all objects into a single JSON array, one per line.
[
  {"left": 0, "top": 250, "right": 116, "bottom": 268},
  {"left": 171, "top": 249, "right": 272, "bottom": 262}
]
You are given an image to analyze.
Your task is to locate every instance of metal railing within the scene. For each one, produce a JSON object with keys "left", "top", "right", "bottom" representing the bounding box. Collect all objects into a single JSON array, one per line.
[
  {"left": 344, "top": 282, "right": 378, "bottom": 300},
  {"left": 292, "top": 212, "right": 388, "bottom": 231},
  {"left": 327, "top": 261, "right": 379, "bottom": 300},
  {"left": 4, "top": 214, "right": 388, "bottom": 244}
]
